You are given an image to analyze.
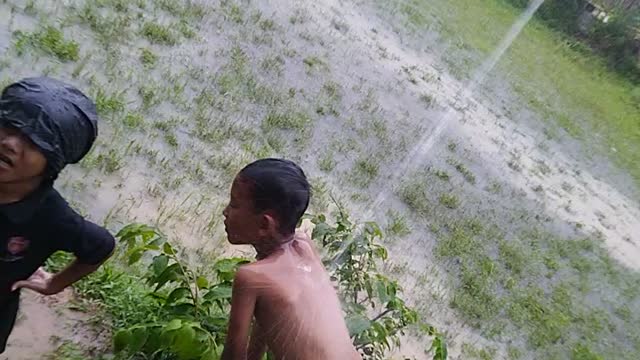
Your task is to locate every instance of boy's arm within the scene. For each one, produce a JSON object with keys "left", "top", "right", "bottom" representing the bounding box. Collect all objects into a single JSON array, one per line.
[
  {"left": 12, "top": 258, "right": 110, "bottom": 295},
  {"left": 13, "top": 219, "right": 115, "bottom": 295},
  {"left": 222, "top": 267, "right": 258, "bottom": 360},
  {"left": 247, "top": 322, "right": 267, "bottom": 360}
]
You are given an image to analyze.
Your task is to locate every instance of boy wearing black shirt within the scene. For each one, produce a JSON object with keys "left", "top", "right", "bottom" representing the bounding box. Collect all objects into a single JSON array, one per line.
[{"left": 0, "top": 77, "right": 115, "bottom": 353}]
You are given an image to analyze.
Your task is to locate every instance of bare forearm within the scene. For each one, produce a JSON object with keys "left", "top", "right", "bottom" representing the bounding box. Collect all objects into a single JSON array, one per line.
[{"left": 49, "top": 260, "right": 102, "bottom": 293}]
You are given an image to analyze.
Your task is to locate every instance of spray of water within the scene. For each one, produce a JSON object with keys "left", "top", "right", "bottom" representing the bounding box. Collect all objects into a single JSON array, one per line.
[{"left": 363, "top": 0, "right": 545, "bottom": 220}]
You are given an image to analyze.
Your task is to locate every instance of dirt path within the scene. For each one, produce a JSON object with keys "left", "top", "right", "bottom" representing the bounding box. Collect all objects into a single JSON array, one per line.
[{"left": 2, "top": 290, "right": 103, "bottom": 360}]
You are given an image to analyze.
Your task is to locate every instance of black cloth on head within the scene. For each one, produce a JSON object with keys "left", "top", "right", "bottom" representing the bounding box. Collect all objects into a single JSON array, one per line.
[{"left": 0, "top": 77, "right": 98, "bottom": 177}]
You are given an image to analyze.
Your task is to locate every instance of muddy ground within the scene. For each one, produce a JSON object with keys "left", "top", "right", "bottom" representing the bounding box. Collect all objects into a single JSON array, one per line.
[{"left": 1, "top": 0, "right": 639, "bottom": 359}]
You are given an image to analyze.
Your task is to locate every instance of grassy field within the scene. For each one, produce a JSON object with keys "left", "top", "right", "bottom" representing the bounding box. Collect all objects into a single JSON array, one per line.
[{"left": 384, "top": 0, "right": 640, "bottom": 192}]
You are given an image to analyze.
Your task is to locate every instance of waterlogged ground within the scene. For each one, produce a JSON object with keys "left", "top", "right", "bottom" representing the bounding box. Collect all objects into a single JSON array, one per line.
[{"left": 1, "top": 0, "right": 639, "bottom": 359}]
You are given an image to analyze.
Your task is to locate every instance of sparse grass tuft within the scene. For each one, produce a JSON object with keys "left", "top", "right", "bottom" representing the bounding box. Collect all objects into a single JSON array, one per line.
[
  {"left": 439, "top": 193, "right": 460, "bottom": 209},
  {"left": 262, "top": 111, "right": 311, "bottom": 131},
  {"left": 433, "top": 169, "right": 450, "bottom": 181},
  {"left": 123, "top": 112, "right": 144, "bottom": 128},
  {"left": 447, "top": 158, "right": 476, "bottom": 184},
  {"left": 318, "top": 152, "right": 336, "bottom": 172},
  {"left": 141, "top": 21, "right": 177, "bottom": 45},
  {"left": 351, "top": 158, "right": 379, "bottom": 186},
  {"left": 398, "top": 178, "right": 430, "bottom": 216},
  {"left": 94, "top": 88, "right": 125, "bottom": 115},
  {"left": 419, "top": 93, "right": 435, "bottom": 107},
  {"left": 14, "top": 26, "right": 80, "bottom": 61},
  {"left": 303, "top": 56, "right": 327, "bottom": 73},
  {"left": 140, "top": 48, "right": 158, "bottom": 67},
  {"left": 164, "top": 132, "right": 178, "bottom": 147},
  {"left": 386, "top": 210, "right": 412, "bottom": 237}
]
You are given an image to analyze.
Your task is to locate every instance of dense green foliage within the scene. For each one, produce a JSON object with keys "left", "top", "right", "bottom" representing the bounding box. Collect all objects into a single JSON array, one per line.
[
  {"left": 53, "top": 215, "right": 446, "bottom": 359},
  {"left": 309, "top": 211, "right": 447, "bottom": 359},
  {"left": 504, "top": 0, "right": 640, "bottom": 81}
]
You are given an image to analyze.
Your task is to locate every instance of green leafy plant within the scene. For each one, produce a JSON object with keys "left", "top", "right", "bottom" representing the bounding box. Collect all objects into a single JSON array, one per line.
[
  {"left": 309, "top": 210, "right": 447, "bottom": 359},
  {"left": 113, "top": 224, "right": 249, "bottom": 359}
]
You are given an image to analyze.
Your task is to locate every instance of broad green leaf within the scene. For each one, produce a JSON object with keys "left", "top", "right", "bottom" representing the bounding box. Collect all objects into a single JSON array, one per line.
[
  {"left": 152, "top": 255, "right": 169, "bottom": 276},
  {"left": 154, "top": 263, "right": 181, "bottom": 291},
  {"left": 168, "top": 303, "right": 196, "bottom": 315},
  {"left": 163, "top": 242, "right": 175, "bottom": 255},
  {"left": 346, "top": 314, "right": 372, "bottom": 337},
  {"left": 172, "top": 325, "right": 199, "bottom": 359},
  {"left": 128, "top": 248, "right": 144, "bottom": 265},
  {"left": 196, "top": 276, "right": 209, "bottom": 289},
  {"left": 165, "top": 319, "right": 183, "bottom": 331},
  {"left": 130, "top": 327, "right": 149, "bottom": 352},
  {"left": 113, "top": 329, "right": 132, "bottom": 352},
  {"left": 203, "top": 284, "right": 232, "bottom": 301},
  {"left": 166, "top": 287, "right": 191, "bottom": 305},
  {"left": 200, "top": 347, "right": 219, "bottom": 360}
]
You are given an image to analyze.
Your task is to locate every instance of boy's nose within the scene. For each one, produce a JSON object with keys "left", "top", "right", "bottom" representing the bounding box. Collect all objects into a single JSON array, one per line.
[{"left": 0, "top": 134, "right": 21, "bottom": 155}]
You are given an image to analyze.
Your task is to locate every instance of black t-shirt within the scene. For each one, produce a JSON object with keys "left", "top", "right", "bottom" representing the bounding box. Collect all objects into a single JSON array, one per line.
[{"left": 0, "top": 185, "right": 115, "bottom": 294}]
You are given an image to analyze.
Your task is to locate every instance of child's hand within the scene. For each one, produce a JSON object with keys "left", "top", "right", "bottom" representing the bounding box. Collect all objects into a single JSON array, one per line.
[{"left": 11, "top": 267, "right": 60, "bottom": 295}]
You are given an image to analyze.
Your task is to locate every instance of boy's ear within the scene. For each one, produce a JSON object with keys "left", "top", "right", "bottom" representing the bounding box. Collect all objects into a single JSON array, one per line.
[{"left": 260, "top": 212, "right": 279, "bottom": 238}]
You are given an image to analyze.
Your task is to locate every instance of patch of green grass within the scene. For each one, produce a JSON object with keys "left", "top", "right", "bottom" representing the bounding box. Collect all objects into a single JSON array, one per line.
[
  {"left": 45, "top": 341, "right": 89, "bottom": 360},
  {"left": 23, "top": 0, "right": 37, "bottom": 16},
  {"left": 507, "top": 346, "right": 522, "bottom": 360},
  {"left": 262, "top": 111, "right": 311, "bottom": 131},
  {"left": 164, "top": 133, "right": 178, "bottom": 147},
  {"left": 123, "top": 112, "right": 144, "bottom": 128},
  {"left": 76, "top": 3, "right": 132, "bottom": 45},
  {"left": 398, "top": 178, "right": 430, "bottom": 216},
  {"left": 387, "top": 0, "right": 640, "bottom": 188},
  {"left": 447, "top": 158, "right": 476, "bottom": 184},
  {"left": 351, "top": 158, "right": 379, "bottom": 187},
  {"left": 461, "top": 343, "right": 497, "bottom": 360},
  {"left": 82, "top": 149, "right": 123, "bottom": 174},
  {"left": 433, "top": 169, "right": 450, "bottom": 181},
  {"left": 303, "top": 56, "right": 327, "bottom": 73},
  {"left": 14, "top": 26, "right": 80, "bottom": 61},
  {"left": 318, "top": 151, "right": 336, "bottom": 172},
  {"left": 177, "top": 21, "right": 197, "bottom": 39},
  {"left": 439, "top": 193, "right": 460, "bottom": 209},
  {"left": 94, "top": 88, "right": 126, "bottom": 115},
  {"left": 260, "top": 54, "right": 285, "bottom": 75},
  {"left": 386, "top": 210, "right": 412, "bottom": 237},
  {"left": 141, "top": 21, "right": 177, "bottom": 45},
  {"left": 139, "top": 84, "right": 161, "bottom": 109},
  {"left": 140, "top": 48, "right": 158, "bottom": 67},
  {"left": 419, "top": 93, "right": 435, "bottom": 107},
  {"left": 498, "top": 240, "right": 528, "bottom": 276},
  {"left": 155, "top": 0, "right": 207, "bottom": 20},
  {"left": 223, "top": 3, "right": 243, "bottom": 23},
  {"left": 259, "top": 18, "right": 276, "bottom": 31}
]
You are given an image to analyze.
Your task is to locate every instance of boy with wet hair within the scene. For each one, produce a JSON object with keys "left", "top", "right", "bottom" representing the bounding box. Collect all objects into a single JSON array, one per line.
[
  {"left": 222, "top": 158, "right": 360, "bottom": 360},
  {"left": 0, "top": 77, "right": 115, "bottom": 353}
]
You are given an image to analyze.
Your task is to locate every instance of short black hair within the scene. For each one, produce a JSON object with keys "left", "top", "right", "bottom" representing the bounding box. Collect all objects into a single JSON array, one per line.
[{"left": 239, "top": 158, "right": 310, "bottom": 235}]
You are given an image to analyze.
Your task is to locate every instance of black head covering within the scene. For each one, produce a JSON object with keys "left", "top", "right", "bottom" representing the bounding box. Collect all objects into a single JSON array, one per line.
[{"left": 0, "top": 77, "right": 98, "bottom": 178}]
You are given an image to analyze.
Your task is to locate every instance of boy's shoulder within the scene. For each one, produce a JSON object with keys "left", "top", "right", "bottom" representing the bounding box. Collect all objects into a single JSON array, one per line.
[
  {"left": 35, "top": 187, "right": 81, "bottom": 221},
  {"left": 0, "top": 185, "right": 75, "bottom": 225}
]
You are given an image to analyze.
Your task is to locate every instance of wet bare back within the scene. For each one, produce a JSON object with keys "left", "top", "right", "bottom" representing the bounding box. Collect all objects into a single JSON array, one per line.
[{"left": 235, "top": 235, "right": 360, "bottom": 359}]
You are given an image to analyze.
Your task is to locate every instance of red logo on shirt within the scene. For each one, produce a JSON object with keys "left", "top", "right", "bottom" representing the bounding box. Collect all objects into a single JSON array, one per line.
[{"left": 7, "top": 236, "right": 30, "bottom": 255}]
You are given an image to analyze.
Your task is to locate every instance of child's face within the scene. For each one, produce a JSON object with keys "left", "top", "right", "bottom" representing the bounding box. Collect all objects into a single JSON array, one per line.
[
  {"left": 0, "top": 126, "right": 47, "bottom": 184},
  {"left": 223, "top": 176, "right": 265, "bottom": 245}
]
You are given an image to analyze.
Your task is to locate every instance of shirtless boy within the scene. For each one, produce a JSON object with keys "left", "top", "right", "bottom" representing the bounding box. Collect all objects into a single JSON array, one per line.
[{"left": 221, "top": 158, "right": 360, "bottom": 360}]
